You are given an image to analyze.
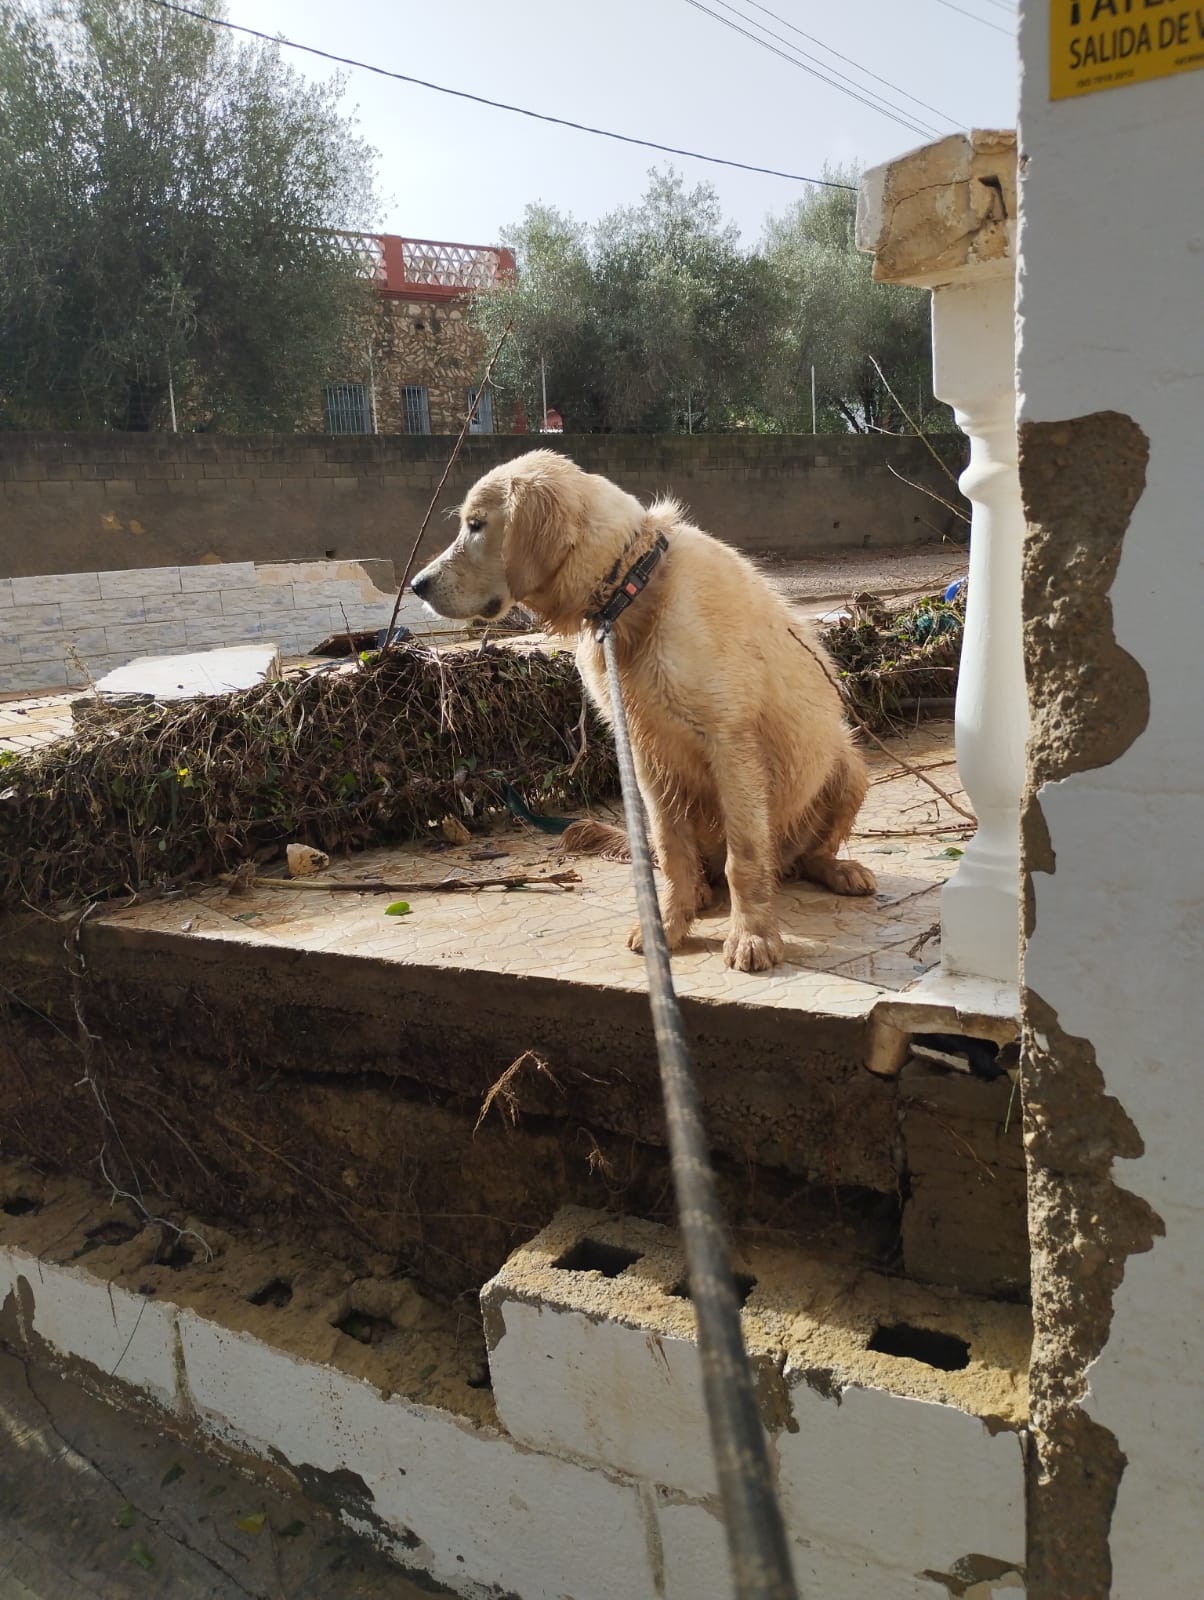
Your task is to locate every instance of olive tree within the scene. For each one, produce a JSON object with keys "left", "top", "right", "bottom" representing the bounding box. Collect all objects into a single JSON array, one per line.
[{"left": 0, "top": 0, "right": 378, "bottom": 430}]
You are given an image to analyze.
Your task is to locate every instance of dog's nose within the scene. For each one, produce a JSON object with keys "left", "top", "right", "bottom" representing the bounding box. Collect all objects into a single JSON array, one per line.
[{"left": 411, "top": 573, "right": 431, "bottom": 598}]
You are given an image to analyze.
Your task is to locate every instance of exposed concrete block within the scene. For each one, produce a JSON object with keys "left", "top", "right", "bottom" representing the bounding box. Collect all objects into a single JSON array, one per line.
[
  {"left": 179, "top": 561, "right": 256, "bottom": 592},
  {"left": 776, "top": 1381, "right": 1025, "bottom": 1573},
  {"left": 98, "top": 566, "right": 182, "bottom": 599},
  {"left": 482, "top": 1208, "right": 784, "bottom": 1499},
  {"left": 11, "top": 572, "right": 102, "bottom": 606},
  {"left": 179, "top": 1314, "right": 658, "bottom": 1600},
  {"left": 3, "top": 1251, "right": 179, "bottom": 1412}
]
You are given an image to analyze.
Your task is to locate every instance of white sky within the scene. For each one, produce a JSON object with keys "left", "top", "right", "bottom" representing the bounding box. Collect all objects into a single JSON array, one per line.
[{"left": 223, "top": 0, "right": 1019, "bottom": 245}]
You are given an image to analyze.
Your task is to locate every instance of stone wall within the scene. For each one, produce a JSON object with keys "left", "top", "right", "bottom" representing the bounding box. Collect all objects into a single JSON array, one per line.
[
  {"left": 0, "top": 431, "right": 969, "bottom": 582},
  {"left": 0, "top": 558, "right": 432, "bottom": 693}
]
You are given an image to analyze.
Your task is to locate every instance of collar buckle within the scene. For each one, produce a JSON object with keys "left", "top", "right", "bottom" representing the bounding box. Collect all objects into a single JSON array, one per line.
[{"left": 592, "top": 531, "right": 669, "bottom": 642}]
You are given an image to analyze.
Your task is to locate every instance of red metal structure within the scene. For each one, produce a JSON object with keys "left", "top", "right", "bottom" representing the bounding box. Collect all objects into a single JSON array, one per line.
[{"left": 330, "top": 231, "right": 516, "bottom": 301}]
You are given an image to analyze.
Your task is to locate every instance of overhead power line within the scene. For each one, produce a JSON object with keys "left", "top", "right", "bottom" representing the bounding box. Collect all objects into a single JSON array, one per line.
[
  {"left": 734, "top": 0, "right": 961, "bottom": 127},
  {"left": 680, "top": 0, "right": 940, "bottom": 140},
  {"left": 932, "top": 0, "right": 1015, "bottom": 38},
  {"left": 141, "top": 0, "right": 857, "bottom": 190}
]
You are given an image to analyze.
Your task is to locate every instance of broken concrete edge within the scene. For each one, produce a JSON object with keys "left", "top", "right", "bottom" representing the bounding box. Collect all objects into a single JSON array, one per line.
[
  {"left": 1017, "top": 410, "right": 1165, "bottom": 1596},
  {"left": 483, "top": 1206, "right": 1031, "bottom": 1429},
  {"left": 867, "top": 973, "right": 1021, "bottom": 1076},
  {"left": 856, "top": 128, "right": 1018, "bottom": 289},
  {"left": 91, "top": 643, "right": 283, "bottom": 701}
]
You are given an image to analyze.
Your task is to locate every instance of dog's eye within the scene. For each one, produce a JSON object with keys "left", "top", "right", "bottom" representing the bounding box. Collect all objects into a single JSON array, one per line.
[{"left": 466, "top": 517, "right": 484, "bottom": 533}]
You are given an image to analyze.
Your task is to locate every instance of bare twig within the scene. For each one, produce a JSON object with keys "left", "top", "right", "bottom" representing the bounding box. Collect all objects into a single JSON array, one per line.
[
  {"left": 474, "top": 1050, "right": 561, "bottom": 1135},
  {"left": 382, "top": 323, "right": 514, "bottom": 648},
  {"left": 868, "top": 353, "right": 963, "bottom": 489},
  {"left": 219, "top": 869, "right": 581, "bottom": 894},
  {"left": 886, "top": 462, "right": 970, "bottom": 525},
  {"left": 789, "top": 627, "right": 977, "bottom": 823}
]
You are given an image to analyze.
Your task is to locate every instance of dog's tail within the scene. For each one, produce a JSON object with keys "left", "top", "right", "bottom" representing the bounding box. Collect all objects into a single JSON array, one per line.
[{"left": 561, "top": 819, "right": 633, "bottom": 862}]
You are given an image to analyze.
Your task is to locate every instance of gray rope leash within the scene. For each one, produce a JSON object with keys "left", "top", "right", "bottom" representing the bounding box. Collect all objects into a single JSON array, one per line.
[{"left": 600, "top": 629, "right": 799, "bottom": 1600}]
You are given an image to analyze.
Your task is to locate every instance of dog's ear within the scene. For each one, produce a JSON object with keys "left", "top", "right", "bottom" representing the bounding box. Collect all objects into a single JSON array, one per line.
[{"left": 501, "top": 468, "right": 568, "bottom": 600}]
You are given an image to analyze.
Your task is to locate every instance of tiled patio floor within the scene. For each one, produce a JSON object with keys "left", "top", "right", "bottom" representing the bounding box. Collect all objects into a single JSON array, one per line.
[{"left": 106, "top": 720, "right": 968, "bottom": 1019}]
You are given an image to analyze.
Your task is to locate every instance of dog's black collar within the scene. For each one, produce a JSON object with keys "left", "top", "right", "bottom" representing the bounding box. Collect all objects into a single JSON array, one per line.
[{"left": 590, "top": 531, "right": 669, "bottom": 642}]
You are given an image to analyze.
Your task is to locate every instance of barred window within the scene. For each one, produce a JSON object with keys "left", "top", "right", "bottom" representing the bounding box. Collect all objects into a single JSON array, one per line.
[
  {"left": 466, "top": 385, "right": 494, "bottom": 434},
  {"left": 322, "top": 382, "right": 372, "bottom": 435},
  {"left": 403, "top": 384, "right": 432, "bottom": 435}
]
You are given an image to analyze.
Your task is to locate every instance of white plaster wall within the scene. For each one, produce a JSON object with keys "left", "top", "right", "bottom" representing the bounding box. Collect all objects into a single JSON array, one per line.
[
  {"left": 0, "top": 559, "right": 437, "bottom": 693},
  {"left": 1016, "top": 7, "right": 1204, "bottom": 1592}
]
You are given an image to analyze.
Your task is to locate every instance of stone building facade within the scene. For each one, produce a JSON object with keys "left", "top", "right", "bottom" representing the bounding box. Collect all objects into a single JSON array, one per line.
[{"left": 321, "top": 234, "right": 522, "bottom": 437}]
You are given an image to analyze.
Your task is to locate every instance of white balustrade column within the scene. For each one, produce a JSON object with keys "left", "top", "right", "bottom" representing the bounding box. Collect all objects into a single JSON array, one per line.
[{"left": 931, "top": 277, "right": 1029, "bottom": 983}]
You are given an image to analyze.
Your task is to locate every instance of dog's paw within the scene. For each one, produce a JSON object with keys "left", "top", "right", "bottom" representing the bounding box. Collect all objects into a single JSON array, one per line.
[
  {"left": 723, "top": 925, "right": 785, "bottom": 972},
  {"left": 828, "top": 859, "right": 877, "bottom": 896},
  {"left": 628, "top": 915, "right": 692, "bottom": 955}
]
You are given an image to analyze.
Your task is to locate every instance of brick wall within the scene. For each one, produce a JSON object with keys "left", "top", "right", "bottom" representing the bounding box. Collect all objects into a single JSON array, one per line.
[{"left": 0, "top": 432, "right": 969, "bottom": 582}]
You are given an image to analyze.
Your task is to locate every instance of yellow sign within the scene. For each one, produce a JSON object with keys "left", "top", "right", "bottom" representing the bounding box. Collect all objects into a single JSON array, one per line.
[{"left": 1050, "top": 0, "right": 1204, "bottom": 99}]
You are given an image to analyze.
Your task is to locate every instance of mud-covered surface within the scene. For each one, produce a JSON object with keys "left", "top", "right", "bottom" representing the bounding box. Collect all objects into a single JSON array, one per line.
[
  {"left": 1018, "top": 411, "right": 1165, "bottom": 1597},
  {"left": 0, "top": 896, "right": 920, "bottom": 1301},
  {"left": 0, "top": 1166, "right": 495, "bottom": 1426},
  {"left": 0, "top": 925, "right": 908, "bottom": 1305}
]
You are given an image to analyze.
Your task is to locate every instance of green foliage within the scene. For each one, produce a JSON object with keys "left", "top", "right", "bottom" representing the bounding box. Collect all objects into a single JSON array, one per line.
[
  {"left": 474, "top": 170, "right": 787, "bottom": 433},
  {"left": 473, "top": 165, "right": 949, "bottom": 437},
  {"left": 0, "top": 0, "right": 378, "bottom": 431},
  {"left": 760, "top": 166, "right": 951, "bottom": 434}
]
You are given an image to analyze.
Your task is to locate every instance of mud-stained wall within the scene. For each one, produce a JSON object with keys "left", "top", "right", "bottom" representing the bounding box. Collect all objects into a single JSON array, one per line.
[{"left": 1016, "top": 7, "right": 1204, "bottom": 1592}]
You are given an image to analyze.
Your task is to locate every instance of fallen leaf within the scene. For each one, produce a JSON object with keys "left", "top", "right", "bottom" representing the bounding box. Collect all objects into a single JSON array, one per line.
[
  {"left": 417, "top": 1362, "right": 437, "bottom": 1380},
  {"left": 277, "top": 1519, "right": 307, "bottom": 1539},
  {"left": 384, "top": 901, "right": 412, "bottom": 917},
  {"left": 160, "top": 1462, "right": 184, "bottom": 1489},
  {"left": 114, "top": 1503, "right": 137, "bottom": 1529},
  {"left": 234, "top": 1511, "right": 267, "bottom": 1535},
  {"left": 129, "top": 1541, "right": 154, "bottom": 1570},
  {"left": 939, "top": 846, "right": 965, "bottom": 858}
]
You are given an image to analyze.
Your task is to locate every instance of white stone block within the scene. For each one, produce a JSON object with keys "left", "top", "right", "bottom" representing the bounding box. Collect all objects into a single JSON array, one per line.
[
  {"left": 6, "top": 604, "right": 64, "bottom": 632},
  {"left": 5, "top": 1251, "right": 179, "bottom": 1411},
  {"left": 95, "top": 645, "right": 280, "bottom": 700},
  {"left": 19, "top": 628, "right": 109, "bottom": 663},
  {"left": 0, "top": 660, "right": 68, "bottom": 691},
  {"left": 81, "top": 598, "right": 149, "bottom": 627},
  {"left": 141, "top": 591, "right": 224, "bottom": 623},
  {"left": 11, "top": 571, "right": 102, "bottom": 605},
  {"left": 222, "top": 585, "right": 293, "bottom": 613},
  {"left": 776, "top": 1380, "right": 1025, "bottom": 1573},
  {"left": 0, "top": 578, "right": 12, "bottom": 607},
  {"left": 103, "top": 622, "right": 189, "bottom": 656},
  {"left": 179, "top": 562, "right": 256, "bottom": 592},
  {"left": 179, "top": 1315, "right": 657, "bottom": 1600},
  {"left": 98, "top": 566, "right": 182, "bottom": 599},
  {"left": 0, "top": 634, "right": 22, "bottom": 666}
]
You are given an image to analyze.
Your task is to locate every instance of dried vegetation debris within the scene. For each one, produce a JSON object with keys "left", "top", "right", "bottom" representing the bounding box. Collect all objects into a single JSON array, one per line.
[{"left": 0, "top": 594, "right": 964, "bottom": 910}]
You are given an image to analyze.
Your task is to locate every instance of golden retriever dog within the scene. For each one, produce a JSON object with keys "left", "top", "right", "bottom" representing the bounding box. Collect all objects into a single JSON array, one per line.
[{"left": 410, "top": 449, "right": 875, "bottom": 972}]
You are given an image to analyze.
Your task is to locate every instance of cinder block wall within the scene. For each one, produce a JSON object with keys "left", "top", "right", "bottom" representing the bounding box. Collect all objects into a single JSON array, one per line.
[{"left": 0, "top": 432, "right": 969, "bottom": 581}]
